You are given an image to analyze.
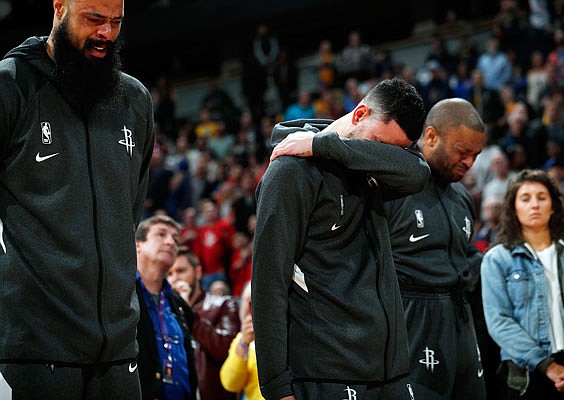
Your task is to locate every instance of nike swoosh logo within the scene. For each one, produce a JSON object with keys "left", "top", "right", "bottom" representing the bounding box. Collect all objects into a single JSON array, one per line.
[
  {"left": 35, "top": 152, "right": 60, "bottom": 162},
  {"left": 331, "top": 223, "right": 342, "bottom": 231},
  {"left": 409, "top": 233, "right": 430, "bottom": 242},
  {"left": 477, "top": 368, "right": 484, "bottom": 378},
  {"left": 128, "top": 362, "right": 138, "bottom": 373}
]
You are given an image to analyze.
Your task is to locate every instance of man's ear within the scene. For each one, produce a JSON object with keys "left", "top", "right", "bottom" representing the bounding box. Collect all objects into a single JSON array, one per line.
[
  {"left": 351, "top": 104, "right": 370, "bottom": 125},
  {"left": 424, "top": 125, "right": 440, "bottom": 147},
  {"left": 53, "top": 0, "right": 66, "bottom": 20},
  {"left": 195, "top": 265, "right": 203, "bottom": 281}
]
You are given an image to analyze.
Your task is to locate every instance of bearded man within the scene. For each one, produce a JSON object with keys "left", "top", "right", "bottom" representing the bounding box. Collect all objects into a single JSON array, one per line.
[{"left": 0, "top": 0, "right": 154, "bottom": 398}]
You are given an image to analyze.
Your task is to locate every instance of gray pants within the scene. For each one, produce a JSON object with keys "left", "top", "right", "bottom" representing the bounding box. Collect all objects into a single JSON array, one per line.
[{"left": 0, "top": 362, "right": 141, "bottom": 400}]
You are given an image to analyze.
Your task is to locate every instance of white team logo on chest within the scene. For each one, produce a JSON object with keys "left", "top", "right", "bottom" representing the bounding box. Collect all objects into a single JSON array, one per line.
[
  {"left": 118, "top": 125, "right": 136, "bottom": 158},
  {"left": 462, "top": 216, "right": 472, "bottom": 241}
]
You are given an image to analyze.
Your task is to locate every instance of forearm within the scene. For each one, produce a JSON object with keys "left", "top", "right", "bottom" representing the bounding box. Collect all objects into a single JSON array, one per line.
[{"left": 312, "top": 132, "right": 430, "bottom": 194}]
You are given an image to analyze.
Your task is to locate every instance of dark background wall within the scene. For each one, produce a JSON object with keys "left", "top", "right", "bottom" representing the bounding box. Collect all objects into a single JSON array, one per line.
[{"left": 0, "top": 0, "right": 498, "bottom": 83}]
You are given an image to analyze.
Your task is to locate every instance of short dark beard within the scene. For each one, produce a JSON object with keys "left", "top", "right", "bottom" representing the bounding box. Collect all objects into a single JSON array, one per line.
[{"left": 52, "top": 18, "right": 124, "bottom": 115}]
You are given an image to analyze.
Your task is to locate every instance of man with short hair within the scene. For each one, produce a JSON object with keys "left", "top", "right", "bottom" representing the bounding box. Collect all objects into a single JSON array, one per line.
[
  {"left": 168, "top": 247, "right": 240, "bottom": 400},
  {"left": 253, "top": 78, "right": 429, "bottom": 400},
  {"left": 136, "top": 215, "right": 198, "bottom": 400},
  {"left": 0, "top": 0, "right": 154, "bottom": 397},
  {"left": 275, "top": 98, "right": 489, "bottom": 399}
]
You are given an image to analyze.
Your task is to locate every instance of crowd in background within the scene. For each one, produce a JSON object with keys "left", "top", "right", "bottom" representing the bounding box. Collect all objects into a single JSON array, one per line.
[{"left": 144, "top": 0, "right": 564, "bottom": 303}]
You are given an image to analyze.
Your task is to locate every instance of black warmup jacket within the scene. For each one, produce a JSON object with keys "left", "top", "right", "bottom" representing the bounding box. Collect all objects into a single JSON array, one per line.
[
  {"left": 251, "top": 120, "right": 430, "bottom": 399},
  {"left": 383, "top": 166, "right": 483, "bottom": 291},
  {"left": 0, "top": 37, "right": 154, "bottom": 364}
]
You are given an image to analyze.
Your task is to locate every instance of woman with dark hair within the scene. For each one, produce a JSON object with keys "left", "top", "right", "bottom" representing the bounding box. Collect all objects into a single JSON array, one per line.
[{"left": 482, "top": 169, "right": 564, "bottom": 398}]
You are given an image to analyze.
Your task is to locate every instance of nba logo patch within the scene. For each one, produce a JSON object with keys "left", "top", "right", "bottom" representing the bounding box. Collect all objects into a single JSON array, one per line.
[
  {"left": 415, "top": 209, "right": 424, "bottom": 228},
  {"left": 41, "top": 122, "right": 52, "bottom": 144}
]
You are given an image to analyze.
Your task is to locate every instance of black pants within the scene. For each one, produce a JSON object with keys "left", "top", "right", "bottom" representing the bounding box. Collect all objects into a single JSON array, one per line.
[
  {"left": 401, "top": 289, "right": 487, "bottom": 400},
  {"left": 292, "top": 378, "right": 416, "bottom": 400},
  {"left": 0, "top": 362, "right": 141, "bottom": 400}
]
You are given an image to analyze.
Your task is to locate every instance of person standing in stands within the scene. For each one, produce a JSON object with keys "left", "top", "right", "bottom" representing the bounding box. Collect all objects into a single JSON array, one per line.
[
  {"left": 482, "top": 170, "right": 564, "bottom": 398},
  {"left": 136, "top": 216, "right": 198, "bottom": 400},
  {"left": 168, "top": 247, "right": 240, "bottom": 400},
  {"left": 0, "top": 0, "right": 154, "bottom": 397}
]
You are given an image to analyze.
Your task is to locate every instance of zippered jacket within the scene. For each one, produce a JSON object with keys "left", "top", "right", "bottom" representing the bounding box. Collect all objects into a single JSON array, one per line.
[
  {"left": 382, "top": 169, "right": 483, "bottom": 291},
  {"left": 251, "top": 120, "right": 430, "bottom": 399},
  {"left": 0, "top": 37, "right": 154, "bottom": 364}
]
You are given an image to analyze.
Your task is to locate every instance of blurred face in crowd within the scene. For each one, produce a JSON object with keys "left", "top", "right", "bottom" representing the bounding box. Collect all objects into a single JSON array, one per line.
[
  {"left": 137, "top": 223, "right": 179, "bottom": 270},
  {"left": 168, "top": 254, "right": 198, "bottom": 288}
]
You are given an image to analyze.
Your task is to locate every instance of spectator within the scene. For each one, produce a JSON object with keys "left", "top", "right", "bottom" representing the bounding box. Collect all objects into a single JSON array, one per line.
[
  {"left": 200, "top": 78, "right": 240, "bottom": 133},
  {"left": 315, "top": 39, "right": 337, "bottom": 89},
  {"left": 342, "top": 77, "right": 364, "bottom": 113},
  {"left": 252, "top": 23, "right": 279, "bottom": 71},
  {"left": 272, "top": 47, "right": 299, "bottom": 111},
  {"left": 220, "top": 282, "right": 263, "bottom": 400},
  {"left": 449, "top": 60, "right": 473, "bottom": 100},
  {"left": 421, "top": 60, "right": 453, "bottom": 111},
  {"left": 283, "top": 89, "right": 315, "bottom": 121},
  {"left": 179, "top": 207, "right": 199, "bottom": 250},
  {"left": 547, "top": 156, "right": 564, "bottom": 191},
  {"left": 144, "top": 142, "right": 173, "bottom": 219},
  {"left": 482, "top": 151, "right": 518, "bottom": 203},
  {"left": 229, "top": 232, "right": 253, "bottom": 299},
  {"left": 194, "top": 199, "right": 235, "bottom": 290},
  {"left": 474, "top": 195, "right": 503, "bottom": 253},
  {"left": 547, "top": 28, "right": 564, "bottom": 84},
  {"left": 469, "top": 69, "right": 505, "bottom": 132},
  {"left": 426, "top": 33, "right": 454, "bottom": 74},
  {"left": 527, "top": 50, "right": 550, "bottom": 112},
  {"left": 336, "top": 30, "right": 374, "bottom": 84},
  {"left": 135, "top": 215, "right": 198, "bottom": 400},
  {"left": 194, "top": 108, "right": 220, "bottom": 141},
  {"left": 208, "top": 120, "right": 236, "bottom": 160},
  {"left": 168, "top": 248, "right": 241, "bottom": 400},
  {"left": 482, "top": 169, "right": 564, "bottom": 398},
  {"left": 476, "top": 37, "right": 513, "bottom": 92},
  {"left": 152, "top": 74, "right": 178, "bottom": 139}
]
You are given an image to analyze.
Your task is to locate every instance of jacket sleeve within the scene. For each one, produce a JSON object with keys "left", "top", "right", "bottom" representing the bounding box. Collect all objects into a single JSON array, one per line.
[
  {"left": 133, "top": 88, "right": 155, "bottom": 226},
  {"left": 251, "top": 157, "right": 316, "bottom": 400},
  {"left": 312, "top": 131, "right": 430, "bottom": 200},
  {"left": 481, "top": 248, "right": 548, "bottom": 370},
  {"left": 191, "top": 297, "right": 241, "bottom": 362},
  {"left": 219, "top": 333, "right": 249, "bottom": 393},
  {"left": 0, "top": 60, "right": 23, "bottom": 162}
]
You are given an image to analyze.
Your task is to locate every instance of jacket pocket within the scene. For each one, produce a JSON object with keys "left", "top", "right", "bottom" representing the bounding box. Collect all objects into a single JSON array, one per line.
[{"left": 506, "top": 268, "right": 533, "bottom": 306}]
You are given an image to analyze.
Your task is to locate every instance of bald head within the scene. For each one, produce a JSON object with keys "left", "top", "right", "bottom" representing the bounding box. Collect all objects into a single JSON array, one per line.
[
  {"left": 421, "top": 98, "right": 485, "bottom": 142},
  {"left": 418, "top": 98, "right": 487, "bottom": 182}
]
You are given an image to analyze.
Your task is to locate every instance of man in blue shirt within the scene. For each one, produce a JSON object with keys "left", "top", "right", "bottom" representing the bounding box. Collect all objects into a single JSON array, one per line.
[{"left": 136, "top": 215, "right": 198, "bottom": 400}]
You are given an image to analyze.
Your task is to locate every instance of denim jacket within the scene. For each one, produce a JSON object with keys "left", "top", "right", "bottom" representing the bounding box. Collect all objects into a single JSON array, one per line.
[{"left": 481, "top": 240, "right": 564, "bottom": 374}]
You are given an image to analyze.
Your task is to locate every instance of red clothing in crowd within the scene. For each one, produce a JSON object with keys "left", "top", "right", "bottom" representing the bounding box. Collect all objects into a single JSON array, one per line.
[{"left": 195, "top": 220, "right": 235, "bottom": 276}]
